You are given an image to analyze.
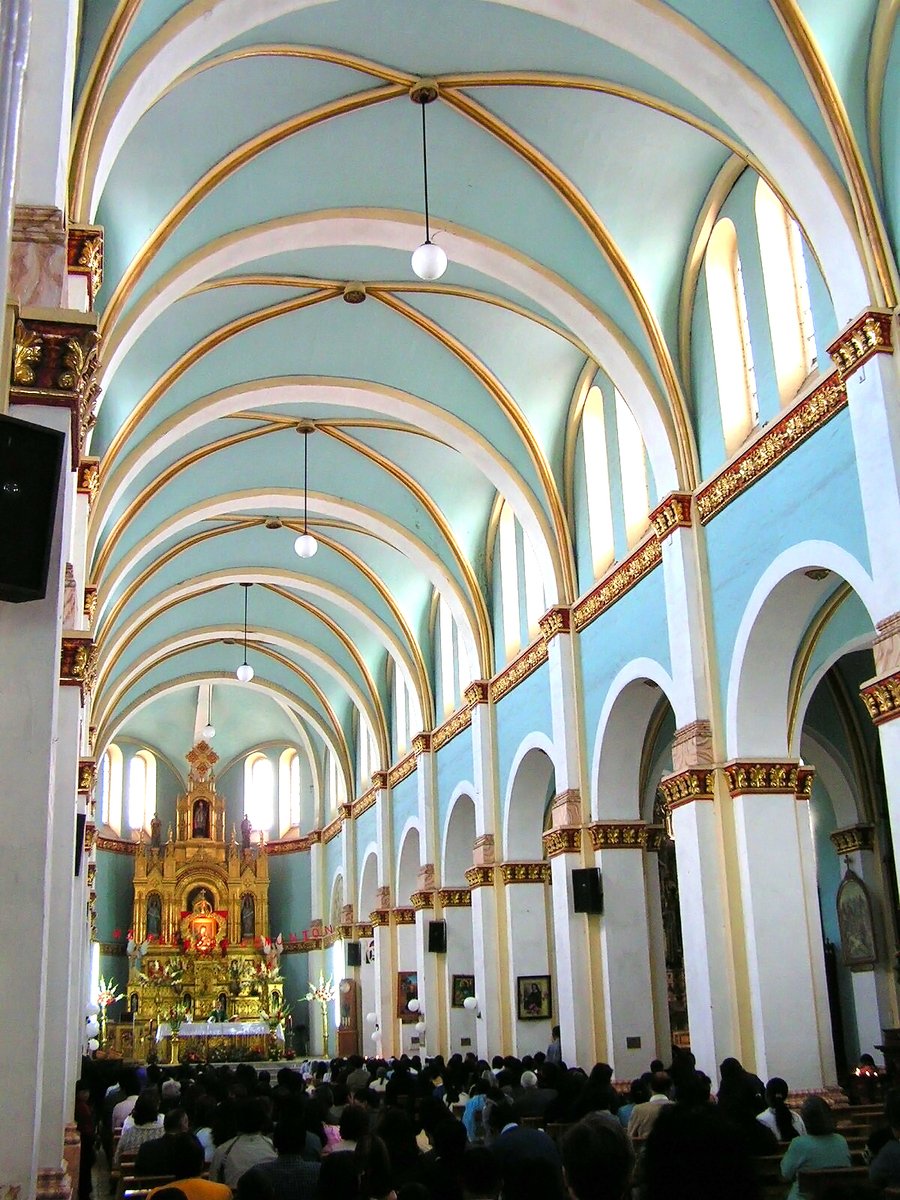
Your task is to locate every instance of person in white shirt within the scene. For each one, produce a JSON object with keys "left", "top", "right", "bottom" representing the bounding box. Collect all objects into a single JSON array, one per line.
[
  {"left": 210, "top": 1099, "right": 276, "bottom": 1188},
  {"left": 756, "top": 1077, "right": 805, "bottom": 1141}
]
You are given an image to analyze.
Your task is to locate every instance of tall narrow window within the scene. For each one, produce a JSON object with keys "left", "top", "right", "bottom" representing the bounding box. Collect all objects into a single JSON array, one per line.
[
  {"left": 327, "top": 748, "right": 345, "bottom": 811},
  {"left": 127, "top": 749, "right": 157, "bottom": 833},
  {"left": 582, "top": 385, "right": 615, "bottom": 576},
  {"left": 756, "top": 179, "right": 816, "bottom": 401},
  {"left": 244, "top": 753, "right": 275, "bottom": 831},
  {"left": 615, "top": 391, "right": 650, "bottom": 546},
  {"left": 279, "top": 748, "right": 301, "bottom": 835},
  {"left": 706, "top": 218, "right": 758, "bottom": 453},
  {"left": 438, "top": 597, "right": 456, "bottom": 718},
  {"left": 99, "top": 743, "right": 124, "bottom": 835},
  {"left": 498, "top": 502, "right": 521, "bottom": 660},
  {"left": 521, "top": 529, "right": 546, "bottom": 639},
  {"left": 394, "top": 667, "right": 411, "bottom": 754}
]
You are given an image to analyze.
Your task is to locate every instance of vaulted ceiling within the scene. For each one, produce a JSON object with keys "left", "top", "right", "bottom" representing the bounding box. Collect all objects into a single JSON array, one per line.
[{"left": 74, "top": 0, "right": 890, "bottom": 788}]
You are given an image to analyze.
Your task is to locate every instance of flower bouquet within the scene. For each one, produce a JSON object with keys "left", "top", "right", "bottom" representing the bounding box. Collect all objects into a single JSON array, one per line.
[{"left": 303, "top": 972, "right": 335, "bottom": 1055}]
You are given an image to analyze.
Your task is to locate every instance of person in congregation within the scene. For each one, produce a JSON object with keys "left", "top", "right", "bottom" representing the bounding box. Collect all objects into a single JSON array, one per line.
[
  {"left": 756, "top": 1077, "right": 805, "bottom": 1141},
  {"left": 210, "top": 1098, "right": 277, "bottom": 1188},
  {"left": 136, "top": 1109, "right": 192, "bottom": 1176},
  {"left": 780, "top": 1096, "right": 851, "bottom": 1200},
  {"left": 558, "top": 1117, "right": 633, "bottom": 1200},
  {"left": 626, "top": 1072, "right": 673, "bottom": 1138},
  {"left": 869, "top": 1090, "right": 900, "bottom": 1188},
  {"left": 148, "top": 1134, "right": 231, "bottom": 1200},
  {"left": 546, "top": 1026, "right": 562, "bottom": 1066},
  {"left": 241, "top": 1114, "right": 321, "bottom": 1200},
  {"left": 113, "top": 1090, "right": 165, "bottom": 1166}
]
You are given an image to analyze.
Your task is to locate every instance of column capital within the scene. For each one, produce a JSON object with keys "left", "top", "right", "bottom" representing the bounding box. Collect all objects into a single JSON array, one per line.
[
  {"left": 542, "top": 827, "right": 581, "bottom": 857},
  {"left": 77, "top": 455, "right": 100, "bottom": 504},
  {"left": 539, "top": 606, "right": 573, "bottom": 642},
  {"left": 59, "top": 632, "right": 96, "bottom": 697},
  {"left": 370, "top": 909, "right": 391, "bottom": 927},
  {"left": 465, "top": 864, "right": 495, "bottom": 889},
  {"left": 77, "top": 758, "right": 96, "bottom": 795},
  {"left": 827, "top": 309, "right": 894, "bottom": 379},
  {"left": 830, "top": 824, "right": 875, "bottom": 855},
  {"left": 464, "top": 679, "right": 491, "bottom": 706},
  {"left": 588, "top": 821, "right": 650, "bottom": 850},
  {"left": 499, "top": 861, "right": 551, "bottom": 885},
  {"left": 410, "top": 890, "right": 435, "bottom": 910},
  {"left": 392, "top": 907, "right": 416, "bottom": 925},
  {"left": 658, "top": 766, "right": 716, "bottom": 813},
  {"left": 723, "top": 760, "right": 814, "bottom": 798},
  {"left": 650, "top": 492, "right": 693, "bottom": 542},
  {"left": 860, "top": 670, "right": 900, "bottom": 725},
  {"left": 83, "top": 585, "right": 98, "bottom": 626},
  {"left": 438, "top": 888, "right": 472, "bottom": 907},
  {"left": 67, "top": 225, "right": 104, "bottom": 306},
  {"left": 472, "top": 833, "right": 495, "bottom": 865},
  {"left": 371, "top": 770, "right": 390, "bottom": 790}
]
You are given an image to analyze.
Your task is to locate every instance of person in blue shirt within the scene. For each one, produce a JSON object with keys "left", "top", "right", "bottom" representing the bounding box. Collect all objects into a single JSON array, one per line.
[{"left": 780, "top": 1096, "right": 851, "bottom": 1200}]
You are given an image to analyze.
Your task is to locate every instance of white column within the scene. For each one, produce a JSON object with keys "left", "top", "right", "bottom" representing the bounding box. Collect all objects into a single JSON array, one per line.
[
  {"left": 413, "top": 737, "right": 444, "bottom": 1050},
  {"left": 372, "top": 779, "right": 397, "bottom": 1056},
  {"left": 0, "top": 0, "right": 30, "bottom": 296}
]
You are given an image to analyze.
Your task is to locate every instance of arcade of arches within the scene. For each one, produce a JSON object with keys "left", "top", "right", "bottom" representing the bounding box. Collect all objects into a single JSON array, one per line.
[{"left": 2, "top": 3, "right": 900, "bottom": 1198}]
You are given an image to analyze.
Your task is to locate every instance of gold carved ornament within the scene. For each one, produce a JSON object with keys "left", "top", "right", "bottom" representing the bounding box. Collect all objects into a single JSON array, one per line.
[
  {"left": 13, "top": 320, "right": 42, "bottom": 384},
  {"left": 542, "top": 827, "right": 582, "bottom": 857},
  {"left": 573, "top": 538, "right": 662, "bottom": 632},
  {"left": 860, "top": 672, "right": 900, "bottom": 725},
  {"left": 830, "top": 825, "right": 875, "bottom": 856}
]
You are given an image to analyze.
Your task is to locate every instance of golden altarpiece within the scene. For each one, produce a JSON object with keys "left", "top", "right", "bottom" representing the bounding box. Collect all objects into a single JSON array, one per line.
[{"left": 126, "top": 742, "right": 284, "bottom": 1060}]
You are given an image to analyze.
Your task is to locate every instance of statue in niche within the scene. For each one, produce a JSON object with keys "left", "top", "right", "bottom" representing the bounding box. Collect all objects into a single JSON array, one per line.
[
  {"left": 149, "top": 813, "right": 161, "bottom": 850},
  {"left": 241, "top": 814, "right": 252, "bottom": 851},
  {"left": 146, "top": 893, "right": 162, "bottom": 938},
  {"left": 241, "top": 894, "right": 256, "bottom": 940},
  {"left": 193, "top": 799, "right": 210, "bottom": 838}
]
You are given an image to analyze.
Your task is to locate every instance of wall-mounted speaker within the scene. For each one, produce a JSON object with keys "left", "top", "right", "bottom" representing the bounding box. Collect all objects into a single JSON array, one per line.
[
  {"left": 572, "top": 867, "right": 603, "bottom": 914},
  {"left": 74, "top": 813, "right": 86, "bottom": 876},
  {"left": 346, "top": 941, "right": 362, "bottom": 967},
  {"left": 0, "top": 413, "right": 65, "bottom": 603},
  {"left": 428, "top": 919, "right": 447, "bottom": 953}
]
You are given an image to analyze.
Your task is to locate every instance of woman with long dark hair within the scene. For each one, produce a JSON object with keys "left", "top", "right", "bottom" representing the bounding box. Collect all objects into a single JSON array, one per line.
[
  {"left": 780, "top": 1096, "right": 851, "bottom": 1200},
  {"left": 756, "top": 1078, "right": 805, "bottom": 1142}
]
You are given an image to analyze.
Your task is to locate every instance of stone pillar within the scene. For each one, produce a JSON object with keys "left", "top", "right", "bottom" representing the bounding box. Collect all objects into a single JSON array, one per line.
[
  {"left": 726, "top": 761, "right": 833, "bottom": 1087},
  {"left": 861, "top": 623, "right": 900, "bottom": 871},
  {"left": 413, "top": 734, "right": 445, "bottom": 1049},
  {"left": 0, "top": 1, "right": 31, "bottom": 301},
  {"left": 371, "top": 772, "right": 397, "bottom": 1056},
  {"left": 465, "top": 680, "right": 508, "bottom": 1054},
  {"left": 659, "top": 727, "right": 740, "bottom": 1083}
]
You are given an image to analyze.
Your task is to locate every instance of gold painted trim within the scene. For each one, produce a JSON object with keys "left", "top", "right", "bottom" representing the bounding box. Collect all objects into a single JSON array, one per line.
[
  {"left": 573, "top": 536, "right": 662, "bottom": 632},
  {"left": 388, "top": 753, "right": 416, "bottom": 788},
  {"left": 830, "top": 824, "right": 875, "bottom": 855},
  {"left": 860, "top": 671, "right": 900, "bottom": 726},
  {"left": 499, "top": 862, "right": 551, "bottom": 885},
  {"left": 490, "top": 638, "right": 548, "bottom": 703},
  {"left": 866, "top": 2, "right": 899, "bottom": 197},
  {"left": 432, "top": 704, "right": 472, "bottom": 751}
]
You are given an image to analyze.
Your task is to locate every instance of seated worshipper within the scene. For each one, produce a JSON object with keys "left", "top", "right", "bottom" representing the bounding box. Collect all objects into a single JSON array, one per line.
[
  {"left": 462, "top": 1080, "right": 491, "bottom": 1142},
  {"left": 487, "top": 1100, "right": 562, "bottom": 1195},
  {"left": 241, "top": 1115, "right": 321, "bottom": 1200},
  {"left": 626, "top": 1072, "right": 673, "bottom": 1139},
  {"left": 190, "top": 1096, "right": 218, "bottom": 1165},
  {"left": 323, "top": 1103, "right": 370, "bottom": 1156},
  {"left": 373, "top": 1107, "right": 425, "bottom": 1192},
  {"left": 114, "top": 1090, "right": 165, "bottom": 1165},
  {"left": 616, "top": 1079, "right": 650, "bottom": 1130},
  {"left": 780, "top": 1096, "right": 851, "bottom": 1200},
  {"left": 573, "top": 1063, "right": 619, "bottom": 1119},
  {"left": 559, "top": 1117, "right": 633, "bottom": 1200},
  {"left": 418, "top": 1117, "right": 468, "bottom": 1200},
  {"left": 357, "top": 1134, "right": 399, "bottom": 1200},
  {"left": 345, "top": 1056, "right": 372, "bottom": 1098},
  {"left": 112, "top": 1069, "right": 142, "bottom": 1134},
  {"left": 547, "top": 1026, "right": 562, "bottom": 1066},
  {"left": 314, "top": 1150, "right": 358, "bottom": 1200},
  {"left": 148, "top": 1135, "right": 232, "bottom": 1200},
  {"left": 136, "top": 1109, "right": 192, "bottom": 1176},
  {"left": 459, "top": 1147, "right": 500, "bottom": 1200},
  {"left": 512, "top": 1070, "right": 557, "bottom": 1120},
  {"left": 869, "top": 1088, "right": 900, "bottom": 1189},
  {"left": 210, "top": 1098, "right": 277, "bottom": 1188},
  {"left": 642, "top": 1104, "right": 762, "bottom": 1200},
  {"left": 756, "top": 1077, "right": 805, "bottom": 1142},
  {"left": 717, "top": 1057, "right": 766, "bottom": 1120}
]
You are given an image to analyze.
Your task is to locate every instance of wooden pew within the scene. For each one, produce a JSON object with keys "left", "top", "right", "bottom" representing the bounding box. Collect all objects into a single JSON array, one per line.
[
  {"left": 115, "top": 1173, "right": 175, "bottom": 1200},
  {"left": 796, "top": 1166, "right": 870, "bottom": 1198}
]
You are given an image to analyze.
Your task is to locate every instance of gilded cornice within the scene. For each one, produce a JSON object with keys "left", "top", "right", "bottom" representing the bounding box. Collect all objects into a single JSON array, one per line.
[
  {"left": 412, "top": 732, "right": 433, "bottom": 756},
  {"left": 723, "top": 761, "right": 813, "bottom": 797},
  {"left": 828, "top": 311, "right": 894, "bottom": 378},
  {"left": 650, "top": 492, "right": 693, "bottom": 542},
  {"left": 96, "top": 836, "right": 136, "bottom": 855},
  {"left": 573, "top": 537, "right": 662, "bottom": 632},
  {"left": 11, "top": 312, "right": 101, "bottom": 469},
  {"left": 78, "top": 758, "right": 97, "bottom": 795},
  {"left": 658, "top": 768, "right": 716, "bottom": 812},
  {"left": 371, "top": 771, "right": 390, "bottom": 791},
  {"left": 60, "top": 633, "right": 97, "bottom": 697},
  {"left": 393, "top": 907, "right": 416, "bottom": 926},
  {"left": 438, "top": 888, "right": 472, "bottom": 908},
  {"left": 464, "top": 680, "right": 490, "bottom": 706},
  {"left": 499, "top": 862, "right": 551, "bottom": 885},
  {"left": 67, "top": 225, "right": 104, "bottom": 303},
  {"left": 696, "top": 374, "right": 846, "bottom": 524},
  {"left": 389, "top": 753, "right": 417, "bottom": 788},
  {"left": 322, "top": 815, "right": 343, "bottom": 844},
  {"left": 830, "top": 824, "right": 875, "bottom": 855},
  {"left": 83, "top": 586, "right": 98, "bottom": 625},
  {"left": 433, "top": 705, "right": 472, "bottom": 750},
  {"left": 542, "top": 827, "right": 582, "bottom": 857},
  {"left": 589, "top": 822, "right": 650, "bottom": 850},
  {"left": 84, "top": 822, "right": 96, "bottom": 855},
  {"left": 351, "top": 788, "right": 377, "bottom": 819},
  {"left": 860, "top": 671, "right": 900, "bottom": 726},
  {"left": 369, "top": 909, "right": 390, "bottom": 927},
  {"left": 539, "top": 606, "right": 573, "bottom": 642},
  {"left": 265, "top": 834, "right": 315, "bottom": 856},
  {"left": 356, "top": 923, "right": 374, "bottom": 939},
  {"left": 282, "top": 938, "right": 322, "bottom": 954},
  {"left": 410, "top": 891, "right": 435, "bottom": 911},
  {"left": 77, "top": 457, "right": 100, "bottom": 504},
  {"left": 465, "top": 865, "right": 495, "bottom": 889},
  {"left": 644, "top": 825, "right": 667, "bottom": 852},
  {"left": 490, "top": 639, "right": 548, "bottom": 703},
  {"left": 86, "top": 862, "right": 96, "bottom": 887}
]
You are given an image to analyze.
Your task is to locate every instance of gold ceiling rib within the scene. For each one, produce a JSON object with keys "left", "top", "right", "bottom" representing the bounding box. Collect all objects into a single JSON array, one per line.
[
  {"left": 321, "top": 424, "right": 493, "bottom": 677},
  {"left": 230, "top": 411, "right": 450, "bottom": 446},
  {"left": 98, "top": 84, "right": 406, "bottom": 335},
  {"left": 770, "top": 0, "right": 899, "bottom": 307},
  {"left": 441, "top": 86, "right": 698, "bottom": 491},
  {"left": 374, "top": 289, "right": 576, "bottom": 606}
]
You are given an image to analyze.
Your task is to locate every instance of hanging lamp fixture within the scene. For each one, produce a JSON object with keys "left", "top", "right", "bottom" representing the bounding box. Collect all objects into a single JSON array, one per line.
[
  {"left": 202, "top": 685, "right": 215, "bottom": 740},
  {"left": 294, "top": 421, "right": 318, "bottom": 559},
  {"left": 410, "top": 80, "right": 447, "bottom": 281},
  {"left": 236, "top": 583, "right": 254, "bottom": 682}
]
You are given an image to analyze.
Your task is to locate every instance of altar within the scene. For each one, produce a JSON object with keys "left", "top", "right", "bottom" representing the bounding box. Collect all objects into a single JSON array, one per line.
[{"left": 155, "top": 1020, "right": 283, "bottom": 1063}]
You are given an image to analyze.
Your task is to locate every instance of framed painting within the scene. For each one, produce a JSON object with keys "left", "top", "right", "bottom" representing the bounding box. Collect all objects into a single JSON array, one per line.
[
  {"left": 397, "top": 970, "right": 418, "bottom": 1021},
  {"left": 451, "top": 973, "right": 475, "bottom": 1008},
  {"left": 517, "top": 974, "right": 552, "bottom": 1020},
  {"left": 837, "top": 868, "right": 878, "bottom": 969}
]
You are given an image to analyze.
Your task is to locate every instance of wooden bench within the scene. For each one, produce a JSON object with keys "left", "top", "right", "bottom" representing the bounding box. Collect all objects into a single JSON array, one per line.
[
  {"left": 115, "top": 1174, "right": 175, "bottom": 1200},
  {"left": 795, "top": 1166, "right": 870, "bottom": 1198}
]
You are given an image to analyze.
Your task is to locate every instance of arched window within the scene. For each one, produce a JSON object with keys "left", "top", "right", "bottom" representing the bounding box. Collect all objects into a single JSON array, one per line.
[
  {"left": 327, "top": 748, "right": 345, "bottom": 811},
  {"left": 436, "top": 596, "right": 471, "bottom": 717},
  {"left": 614, "top": 391, "right": 651, "bottom": 547},
  {"left": 244, "top": 752, "right": 275, "bottom": 831},
  {"left": 582, "top": 385, "right": 615, "bottom": 576},
  {"left": 394, "top": 667, "right": 411, "bottom": 754},
  {"left": 359, "top": 720, "right": 376, "bottom": 787},
  {"left": 99, "top": 743, "right": 124, "bottom": 835},
  {"left": 498, "top": 502, "right": 521, "bottom": 660},
  {"left": 278, "top": 748, "right": 301, "bottom": 835},
  {"left": 755, "top": 179, "right": 816, "bottom": 401},
  {"left": 706, "top": 217, "right": 759, "bottom": 454},
  {"left": 127, "top": 749, "right": 157, "bottom": 833}
]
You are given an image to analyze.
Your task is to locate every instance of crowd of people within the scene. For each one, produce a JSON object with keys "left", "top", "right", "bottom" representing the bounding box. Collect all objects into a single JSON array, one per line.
[{"left": 74, "top": 1044, "right": 900, "bottom": 1200}]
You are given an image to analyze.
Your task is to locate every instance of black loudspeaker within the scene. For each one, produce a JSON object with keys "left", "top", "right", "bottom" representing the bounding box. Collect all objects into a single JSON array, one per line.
[
  {"left": 572, "top": 867, "right": 603, "bottom": 914},
  {"left": 74, "top": 813, "right": 86, "bottom": 876},
  {"left": 428, "top": 919, "right": 447, "bottom": 953},
  {"left": 0, "top": 412, "right": 65, "bottom": 602},
  {"left": 346, "top": 941, "right": 362, "bottom": 967}
]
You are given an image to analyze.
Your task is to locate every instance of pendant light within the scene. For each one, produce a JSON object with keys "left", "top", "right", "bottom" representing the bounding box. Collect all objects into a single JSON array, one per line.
[
  {"left": 411, "top": 81, "right": 447, "bottom": 281},
  {"left": 202, "top": 685, "right": 215, "bottom": 740},
  {"left": 236, "top": 583, "right": 254, "bottom": 682},
  {"left": 294, "top": 421, "right": 318, "bottom": 558}
]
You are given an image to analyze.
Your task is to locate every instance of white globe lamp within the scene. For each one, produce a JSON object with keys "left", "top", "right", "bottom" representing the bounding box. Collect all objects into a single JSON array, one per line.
[
  {"left": 411, "top": 240, "right": 447, "bottom": 281},
  {"left": 463, "top": 996, "right": 477, "bottom": 1012},
  {"left": 294, "top": 532, "right": 318, "bottom": 559},
  {"left": 407, "top": 997, "right": 420, "bottom": 1014},
  {"left": 236, "top": 662, "right": 254, "bottom": 683}
]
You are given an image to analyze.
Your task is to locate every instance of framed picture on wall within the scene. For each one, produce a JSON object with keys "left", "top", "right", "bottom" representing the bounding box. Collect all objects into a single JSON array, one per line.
[
  {"left": 451, "top": 974, "right": 475, "bottom": 1008},
  {"left": 397, "top": 970, "right": 418, "bottom": 1021},
  {"left": 517, "top": 974, "right": 552, "bottom": 1020},
  {"left": 836, "top": 867, "right": 878, "bottom": 969}
]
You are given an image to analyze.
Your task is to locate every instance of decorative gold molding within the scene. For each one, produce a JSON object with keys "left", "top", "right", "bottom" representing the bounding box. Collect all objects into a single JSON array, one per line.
[
  {"left": 650, "top": 492, "right": 693, "bottom": 541},
  {"left": 433, "top": 704, "right": 472, "bottom": 750},
  {"left": 573, "top": 537, "right": 662, "bottom": 631},
  {"left": 84, "top": 821, "right": 95, "bottom": 854},
  {"left": 542, "top": 827, "right": 582, "bottom": 857},
  {"left": 10, "top": 312, "right": 101, "bottom": 469},
  {"left": 86, "top": 862, "right": 96, "bottom": 887},
  {"left": 322, "top": 815, "right": 343, "bottom": 843},
  {"left": 860, "top": 671, "right": 900, "bottom": 725},
  {"left": 724, "top": 761, "right": 813, "bottom": 797},
  {"left": 490, "top": 639, "right": 548, "bottom": 702},
  {"left": 828, "top": 310, "right": 894, "bottom": 378},
  {"left": 644, "top": 825, "right": 667, "bottom": 852},
  {"left": 539, "top": 606, "right": 572, "bottom": 642},
  {"left": 389, "top": 753, "right": 417, "bottom": 788},
  {"left": 499, "top": 861, "right": 551, "bottom": 885},
  {"left": 356, "top": 923, "right": 374, "bottom": 939},
  {"left": 410, "top": 890, "right": 435, "bottom": 911},
  {"left": 412, "top": 731, "right": 433, "bottom": 756},
  {"left": 589, "top": 822, "right": 649, "bottom": 849},
  {"left": 95, "top": 836, "right": 136, "bottom": 854},
  {"left": 351, "top": 787, "right": 377, "bottom": 818},
  {"left": 658, "top": 768, "right": 716, "bottom": 812},
  {"left": 67, "top": 225, "right": 104, "bottom": 303},
  {"left": 696, "top": 375, "right": 847, "bottom": 524},
  {"left": 465, "top": 865, "right": 495, "bottom": 889},
  {"left": 77, "top": 456, "right": 100, "bottom": 503},
  {"left": 464, "top": 679, "right": 490, "bottom": 706},
  {"left": 393, "top": 907, "right": 416, "bottom": 925},
  {"left": 369, "top": 909, "right": 390, "bottom": 927},
  {"left": 83, "top": 585, "right": 98, "bottom": 624},
  {"left": 97, "top": 942, "right": 128, "bottom": 957},
  {"left": 371, "top": 770, "right": 390, "bottom": 791},
  {"left": 438, "top": 888, "right": 472, "bottom": 907},
  {"left": 60, "top": 633, "right": 97, "bottom": 696},
  {"left": 265, "top": 834, "right": 315, "bottom": 856},
  {"left": 830, "top": 824, "right": 875, "bottom": 855},
  {"left": 78, "top": 758, "right": 97, "bottom": 794}
]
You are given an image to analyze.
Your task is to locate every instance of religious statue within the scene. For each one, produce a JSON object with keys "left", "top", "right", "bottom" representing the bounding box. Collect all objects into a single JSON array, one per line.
[
  {"left": 193, "top": 799, "right": 210, "bottom": 838},
  {"left": 146, "top": 893, "right": 162, "bottom": 938},
  {"left": 241, "top": 814, "right": 252, "bottom": 851},
  {"left": 149, "top": 813, "right": 161, "bottom": 849},
  {"left": 241, "top": 894, "right": 255, "bottom": 940}
]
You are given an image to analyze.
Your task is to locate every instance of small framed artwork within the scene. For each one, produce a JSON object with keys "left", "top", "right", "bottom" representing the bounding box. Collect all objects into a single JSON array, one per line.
[
  {"left": 451, "top": 973, "right": 476, "bottom": 1008},
  {"left": 836, "top": 867, "right": 878, "bottom": 969},
  {"left": 397, "top": 970, "right": 418, "bottom": 1021},
  {"left": 517, "top": 974, "right": 552, "bottom": 1020}
]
